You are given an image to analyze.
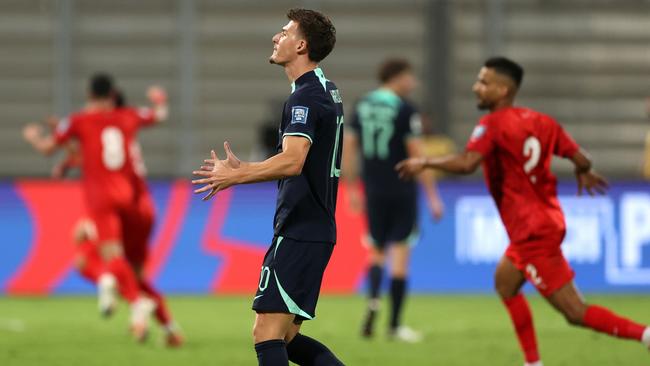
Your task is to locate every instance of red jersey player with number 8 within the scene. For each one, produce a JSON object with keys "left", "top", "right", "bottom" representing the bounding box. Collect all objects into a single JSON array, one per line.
[
  {"left": 23, "top": 74, "right": 168, "bottom": 343},
  {"left": 396, "top": 57, "right": 649, "bottom": 366}
]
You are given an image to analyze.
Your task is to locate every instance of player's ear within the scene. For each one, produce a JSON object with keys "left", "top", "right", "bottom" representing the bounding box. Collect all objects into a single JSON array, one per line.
[{"left": 296, "top": 39, "right": 308, "bottom": 56}]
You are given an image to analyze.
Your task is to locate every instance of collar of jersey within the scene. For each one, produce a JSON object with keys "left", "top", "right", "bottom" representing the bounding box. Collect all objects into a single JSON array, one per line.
[{"left": 291, "top": 67, "right": 328, "bottom": 93}]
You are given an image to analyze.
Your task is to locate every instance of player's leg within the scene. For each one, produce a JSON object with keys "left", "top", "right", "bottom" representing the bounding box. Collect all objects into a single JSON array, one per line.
[
  {"left": 285, "top": 321, "right": 344, "bottom": 365},
  {"left": 495, "top": 253, "right": 541, "bottom": 366},
  {"left": 253, "top": 313, "right": 294, "bottom": 366},
  {"left": 252, "top": 237, "right": 342, "bottom": 365},
  {"left": 362, "top": 244, "right": 385, "bottom": 338},
  {"left": 385, "top": 193, "right": 419, "bottom": 342},
  {"left": 73, "top": 219, "right": 103, "bottom": 284},
  {"left": 387, "top": 242, "right": 420, "bottom": 342},
  {"left": 361, "top": 193, "right": 389, "bottom": 338},
  {"left": 546, "top": 281, "right": 650, "bottom": 346},
  {"left": 122, "top": 195, "right": 182, "bottom": 346}
]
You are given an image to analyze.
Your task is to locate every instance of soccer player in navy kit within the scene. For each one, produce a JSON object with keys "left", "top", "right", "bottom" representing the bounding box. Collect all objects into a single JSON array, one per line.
[
  {"left": 192, "top": 8, "right": 344, "bottom": 366},
  {"left": 343, "top": 59, "right": 443, "bottom": 342}
]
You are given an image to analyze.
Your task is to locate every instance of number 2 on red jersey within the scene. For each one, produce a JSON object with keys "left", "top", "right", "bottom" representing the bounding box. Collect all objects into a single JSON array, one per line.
[{"left": 523, "top": 136, "right": 541, "bottom": 182}]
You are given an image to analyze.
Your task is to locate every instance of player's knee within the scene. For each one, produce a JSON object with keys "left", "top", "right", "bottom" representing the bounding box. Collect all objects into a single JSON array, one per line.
[
  {"left": 561, "top": 306, "right": 586, "bottom": 326},
  {"left": 252, "top": 317, "right": 282, "bottom": 344},
  {"left": 74, "top": 256, "right": 86, "bottom": 270},
  {"left": 494, "top": 279, "right": 514, "bottom": 299},
  {"left": 100, "top": 242, "right": 123, "bottom": 260}
]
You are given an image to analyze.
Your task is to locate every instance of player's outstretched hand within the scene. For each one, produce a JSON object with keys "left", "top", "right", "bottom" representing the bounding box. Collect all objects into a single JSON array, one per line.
[
  {"left": 395, "top": 157, "right": 426, "bottom": 180},
  {"left": 147, "top": 85, "right": 167, "bottom": 105},
  {"left": 45, "top": 116, "right": 59, "bottom": 130},
  {"left": 192, "top": 142, "right": 240, "bottom": 201},
  {"left": 429, "top": 197, "right": 444, "bottom": 221},
  {"left": 23, "top": 123, "right": 42, "bottom": 143},
  {"left": 576, "top": 170, "right": 609, "bottom": 196},
  {"left": 347, "top": 183, "right": 365, "bottom": 214}
]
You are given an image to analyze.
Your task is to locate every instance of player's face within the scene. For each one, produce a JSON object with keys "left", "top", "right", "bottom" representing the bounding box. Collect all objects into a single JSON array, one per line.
[
  {"left": 472, "top": 67, "right": 506, "bottom": 110},
  {"left": 270, "top": 21, "right": 304, "bottom": 65},
  {"left": 394, "top": 71, "right": 418, "bottom": 97}
]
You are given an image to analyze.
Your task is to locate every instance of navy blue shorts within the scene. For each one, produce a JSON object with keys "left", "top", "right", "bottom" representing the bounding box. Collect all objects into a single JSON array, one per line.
[
  {"left": 252, "top": 236, "right": 334, "bottom": 321},
  {"left": 366, "top": 193, "right": 418, "bottom": 249}
]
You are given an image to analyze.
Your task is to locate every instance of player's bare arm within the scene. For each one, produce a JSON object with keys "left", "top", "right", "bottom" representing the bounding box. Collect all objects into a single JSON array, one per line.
[
  {"left": 341, "top": 132, "right": 364, "bottom": 213},
  {"left": 569, "top": 149, "right": 609, "bottom": 196},
  {"left": 23, "top": 123, "right": 58, "bottom": 156},
  {"left": 396, "top": 150, "right": 483, "bottom": 179},
  {"left": 406, "top": 137, "right": 444, "bottom": 220},
  {"left": 146, "top": 85, "right": 169, "bottom": 123},
  {"left": 192, "top": 136, "right": 310, "bottom": 200}
]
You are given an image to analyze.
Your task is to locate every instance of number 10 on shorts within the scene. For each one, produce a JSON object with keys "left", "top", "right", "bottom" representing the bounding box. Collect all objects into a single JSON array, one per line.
[{"left": 258, "top": 266, "right": 271, "bottom": 292}]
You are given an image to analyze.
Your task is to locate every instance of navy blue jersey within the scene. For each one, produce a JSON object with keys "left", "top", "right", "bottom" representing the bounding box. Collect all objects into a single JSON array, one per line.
[
  {"left": 348, "top": 88, "right": 421, "bottom": 196},
  {"left": 273, "top": 68, "right": 344, "bottom": 243}
]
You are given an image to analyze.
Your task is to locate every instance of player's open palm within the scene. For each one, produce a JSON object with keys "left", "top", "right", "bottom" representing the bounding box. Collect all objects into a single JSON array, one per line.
[
  {"left": 576, "top": 170, "right": 609, "bottom": 196},
  {"left": 396, "top": 157, "right": 426, "bottom": 179},
  {"left": 192, "top": 142, "right": 240, "bottom": 201},
  {"left": 23, "top": 123, "right": 42, "bottom": 143}
]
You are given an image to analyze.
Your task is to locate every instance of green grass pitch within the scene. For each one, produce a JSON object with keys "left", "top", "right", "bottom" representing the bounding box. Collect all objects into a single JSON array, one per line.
[{"left": 1, "top": 295, "right": 648, "bottom": 365}]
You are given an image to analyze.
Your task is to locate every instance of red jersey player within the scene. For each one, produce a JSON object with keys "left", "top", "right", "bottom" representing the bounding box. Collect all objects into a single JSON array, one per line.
[
  {"left": 397, "top": 57, "right": 649, "bottom": 365},
  {"left": 49, "top": 89, "right": 183, "bottom": 347},
  {"left": 23, "top": 74, "right": 166, "bottom": 342}
]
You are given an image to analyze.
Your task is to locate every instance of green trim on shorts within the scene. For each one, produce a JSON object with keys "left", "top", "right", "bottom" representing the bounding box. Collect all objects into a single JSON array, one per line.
[
  {"left": 273, "top": 270, "right": 313, "bottom": 320},
  {"left": 274, "top": 236, "right": 284, "bottom": 259},
  {"left": 406, "top": 229, "right": 420, "bottom": 248}
]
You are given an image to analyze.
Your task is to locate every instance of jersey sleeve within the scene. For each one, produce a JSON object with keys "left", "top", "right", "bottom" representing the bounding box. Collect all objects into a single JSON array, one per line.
[
  {"left": 133, "top": 107, "right": 157, "bottom": 128},
  {"left": 552, "top": 118, "right": 580, "bottom": 158},
  {"left": 465, "top": 117, "right": 495, "bottom": 156},
  {"left": 282, "top": 95, "right": 317, "bottom": 144},
  {"left": 53, "top": 115, "right": 78, "bottom": 145},
  {"left": 401, "top": 103, "right": 423, "bottom": 140},
  {"left": 345, "top": 105, "right": 361, "bottom": 137}
]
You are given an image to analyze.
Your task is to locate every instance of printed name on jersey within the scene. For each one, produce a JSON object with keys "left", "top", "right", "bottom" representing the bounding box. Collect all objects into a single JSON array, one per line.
[
  {"left": 56, "top": 117, "right": 71, "bottom": 134},
  {"left": 291, "top": 106, "right": 309, "bottom": 125},
  {"left": 330, "top": 89, "right": 343, "bottom": 104},
  {"left": 470, "top": 125, "right": 486, "bottom": 140}
]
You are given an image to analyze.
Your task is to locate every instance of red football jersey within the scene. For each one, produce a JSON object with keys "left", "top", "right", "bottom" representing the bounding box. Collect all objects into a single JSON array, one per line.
[
  {"left": 465, "top": 107, "right": 579, "bottom": 244},
  {"left": 54, "top": 107, "right": 155, "bottom": 211}
]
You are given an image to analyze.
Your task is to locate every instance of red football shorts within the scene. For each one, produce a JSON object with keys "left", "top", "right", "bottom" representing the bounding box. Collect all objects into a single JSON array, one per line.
[
  {"left": 90, "top": 207, "right": 122, "bottom": 244},
  {"left": 505, "top": 231, "right": 575, "bottom": 297}
]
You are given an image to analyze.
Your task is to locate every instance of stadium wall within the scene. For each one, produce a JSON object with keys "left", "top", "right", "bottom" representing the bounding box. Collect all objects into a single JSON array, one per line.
[{"left": 2, "top": 180, "right": 650, "bottom": 295}]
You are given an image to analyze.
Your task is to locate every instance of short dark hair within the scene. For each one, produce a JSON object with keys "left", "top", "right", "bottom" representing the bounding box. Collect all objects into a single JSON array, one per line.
[
  {"left": 90, "top": 73, "right": 114, "bottom": 98},
  {"left": 484, "top": 57, "right": 524, "bottom": 88},
  {"left": 378, "top": 58, "right": 412, "bottom": 84},
  {"left": 287, "top": 8, "right": 336, "bottom": 63},
  {"left": 113, "top": 89, "right": 126, "bottom": 108}
]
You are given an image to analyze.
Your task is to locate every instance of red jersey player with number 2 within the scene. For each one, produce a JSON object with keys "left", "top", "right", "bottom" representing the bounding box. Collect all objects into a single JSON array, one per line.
[{"left": 396, "top": 57, "right": 649, "bottom": 365}]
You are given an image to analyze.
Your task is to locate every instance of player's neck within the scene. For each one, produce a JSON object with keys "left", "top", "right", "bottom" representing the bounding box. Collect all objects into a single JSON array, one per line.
[
  {"left": 490, "top": 99, "right": 514, "bottom": 113},
  {"left": 86, "top": 99, "right": 114, "bottom": 112},
  {"left": 284, "top": 59, "right": 318, "bottom": 84},
  {"left": 380, "top": 84, "right": 403, "bottom": 98}
]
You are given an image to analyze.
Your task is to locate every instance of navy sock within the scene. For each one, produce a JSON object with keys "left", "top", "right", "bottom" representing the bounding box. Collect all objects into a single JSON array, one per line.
[
  {"left": 368, "top": 264, "right": 383, "bottom": 301},
  {"left": 390, "top": 277, "right": 407, "bottom": 330},
  {"left": 255, "top": 339, "right": 288, "bottom": 366},
  {"left": 286, "top": 333, "right": 344, "bottom": 366}
]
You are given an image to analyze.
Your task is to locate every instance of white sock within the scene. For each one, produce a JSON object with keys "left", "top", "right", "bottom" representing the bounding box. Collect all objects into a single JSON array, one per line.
[
  {"left": 642, "top": 327, "right": 650, "bottom": 347},
  {"left": 524, "top": 361, "right": 543, "bottom": 366}
]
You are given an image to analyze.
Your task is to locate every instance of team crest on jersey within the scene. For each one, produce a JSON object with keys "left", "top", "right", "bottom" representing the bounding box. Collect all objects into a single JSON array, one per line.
[
  {"left": 291, "top": 106, "right": 309, "bottom": 124},
  {"left": 470, "top": 125, "right": 486, "bottom": 140}
]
